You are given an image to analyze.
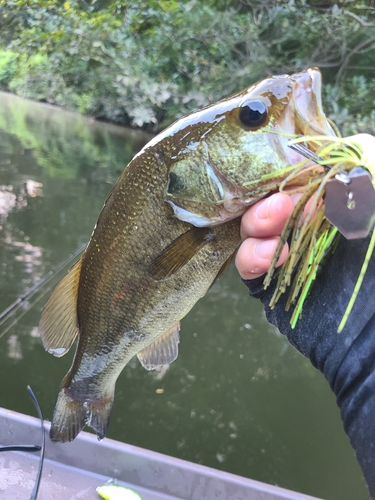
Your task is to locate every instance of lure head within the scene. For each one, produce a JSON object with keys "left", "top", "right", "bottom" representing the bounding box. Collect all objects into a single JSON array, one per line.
[{"left": 164, "top": 68, "right": 335, "bottom": 227}]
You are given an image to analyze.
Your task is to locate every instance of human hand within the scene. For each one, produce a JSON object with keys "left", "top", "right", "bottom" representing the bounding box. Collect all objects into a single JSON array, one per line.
[
  {"left": 235, "top": 192, "right": 295, "bottom": 280},
  {"left": 235, "top": 133, "right": 375, "bottom": 281}
]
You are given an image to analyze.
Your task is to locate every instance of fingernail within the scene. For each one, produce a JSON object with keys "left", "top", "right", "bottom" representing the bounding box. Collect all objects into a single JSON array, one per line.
[
  {"left": 255, "top": 197, "right": 283, "bottom": 220},
  {"left": 255, "top": 239, "right": 277, "bottom": 260},
  {"left": 255, "top": 199, "right": 271, "bottom": 220}
]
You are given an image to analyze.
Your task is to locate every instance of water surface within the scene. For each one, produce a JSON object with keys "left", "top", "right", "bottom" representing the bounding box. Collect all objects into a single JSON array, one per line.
[{"left": 0, "top": 92, "right": 368, "bottom": 499}]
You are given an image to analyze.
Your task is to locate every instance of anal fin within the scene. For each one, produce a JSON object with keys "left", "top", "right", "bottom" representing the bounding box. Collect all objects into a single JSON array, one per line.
[
  {"left": 137, "top": 322, "right": 180, "bottom": 370},
  {"left": 39, "top": 258, "right": 82, "bottom": 357}
]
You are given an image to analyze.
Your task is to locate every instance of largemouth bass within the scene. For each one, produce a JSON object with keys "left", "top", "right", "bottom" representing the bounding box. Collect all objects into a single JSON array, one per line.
[{"left": 40, "top": 68, "right": 334, "bottom": 442}]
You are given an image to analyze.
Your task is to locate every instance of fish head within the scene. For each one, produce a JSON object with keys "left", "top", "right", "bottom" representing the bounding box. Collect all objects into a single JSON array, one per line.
[{"left": 164, "top": 68, "right": 335, "bottom": 227}]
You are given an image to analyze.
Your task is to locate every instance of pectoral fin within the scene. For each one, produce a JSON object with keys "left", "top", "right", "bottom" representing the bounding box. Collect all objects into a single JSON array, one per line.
[
  {"left": 137, "top": 322, "right": 180, "bottom": 370},
  {"left": 39, "top": 258, "right": 82, "bottom": 357},
  {"left": 149, "top": 226, "right": 214, "bottom": 281}
]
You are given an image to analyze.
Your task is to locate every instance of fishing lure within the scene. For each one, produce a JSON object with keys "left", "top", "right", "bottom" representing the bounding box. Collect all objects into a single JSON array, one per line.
[
  {"left": 259, "top": 133, "right": 375, "bottom": 332},
  {"left": 97, "top": 483, "right": 142, "bottom": 500}
]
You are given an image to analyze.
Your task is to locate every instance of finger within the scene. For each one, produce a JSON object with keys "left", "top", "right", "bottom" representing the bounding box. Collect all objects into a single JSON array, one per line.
[
  {"left": 240, "top": 193, "right": 294, "bottom": 240},
  {"left": 235, "top": 236, "right": 289, "bottom": 280}
]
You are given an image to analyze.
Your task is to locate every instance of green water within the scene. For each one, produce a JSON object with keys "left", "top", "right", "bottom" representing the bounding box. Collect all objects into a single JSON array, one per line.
[{"left": 0, "top": 92, "right": 368, "bottom": 500}]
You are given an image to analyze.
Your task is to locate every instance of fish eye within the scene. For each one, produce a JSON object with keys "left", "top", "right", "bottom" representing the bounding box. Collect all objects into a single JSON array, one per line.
[{"left": 238, "top": 100, "right": 268, "bottom": 129}]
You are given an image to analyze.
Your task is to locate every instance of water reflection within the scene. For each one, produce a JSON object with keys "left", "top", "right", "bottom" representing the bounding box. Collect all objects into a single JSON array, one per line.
[
  {"left": 7, "top": 334, "right": 22, "bottom": 360},
  {"left": 0, "top": 186, "right": 17, "bottom": 217},
  {"left": 0, "top": 92, "right": 368, "bottom": 500}
]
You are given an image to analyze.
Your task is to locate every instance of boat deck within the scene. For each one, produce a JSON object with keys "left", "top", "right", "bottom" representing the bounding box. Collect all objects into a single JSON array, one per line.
[{"left": 0, "top": 408, "right": 321, "bottom": 500}]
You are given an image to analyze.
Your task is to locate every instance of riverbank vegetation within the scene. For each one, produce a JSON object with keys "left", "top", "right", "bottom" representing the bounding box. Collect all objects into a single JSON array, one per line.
[{"left": 0, "top": 0, "right": 374, "bottom": 134}]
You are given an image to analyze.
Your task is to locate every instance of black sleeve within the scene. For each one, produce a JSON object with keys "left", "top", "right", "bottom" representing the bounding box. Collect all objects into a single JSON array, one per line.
[{"left": 243, "top": 235, "right": 375, "bottom": 498}]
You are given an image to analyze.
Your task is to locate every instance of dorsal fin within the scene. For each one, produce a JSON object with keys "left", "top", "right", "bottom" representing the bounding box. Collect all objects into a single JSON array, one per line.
[
  {"left": 148, "top": 227, "right": 214, "bottom": 281},
  {"left": 39, "top": 258, "right": 82, "bottom": 357},
  {"left": 137, "top": 322, "right": 180, "bottom": 370}
]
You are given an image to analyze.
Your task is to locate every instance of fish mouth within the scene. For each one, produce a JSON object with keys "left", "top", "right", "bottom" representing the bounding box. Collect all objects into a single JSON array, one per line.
[
  {"left": 276, "top": 68, "right": 336, "bottom": 166},
  {"left": 292, "top": 68, "right": 335, "bottom": 139}
]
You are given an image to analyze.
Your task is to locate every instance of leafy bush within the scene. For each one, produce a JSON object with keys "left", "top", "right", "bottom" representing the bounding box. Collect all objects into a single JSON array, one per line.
[
  {"left": 0, "top": 50, "right": 18, "bottom": 88},
  {"left": 324, "top": 75, "right": 375, "bottom": 135},
  {"left": 0, "top": 0, "right": 373, "bottom": 133}
]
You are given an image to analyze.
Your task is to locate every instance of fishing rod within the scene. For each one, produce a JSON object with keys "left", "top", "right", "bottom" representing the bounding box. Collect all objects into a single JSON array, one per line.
[{"left": 0, "top": 242, "right": 86, "bottom": 337}]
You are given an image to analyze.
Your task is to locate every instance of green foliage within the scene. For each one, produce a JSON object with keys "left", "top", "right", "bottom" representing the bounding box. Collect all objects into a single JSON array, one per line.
[
  {"left": 0, "top": 0, "right": 374, "bottom": 133},
  {"left": 0, "top": 50, "right": 18, "bottom": 88},
  {"left": 323, "top": 75, "right": 375, "bottom": 135}
]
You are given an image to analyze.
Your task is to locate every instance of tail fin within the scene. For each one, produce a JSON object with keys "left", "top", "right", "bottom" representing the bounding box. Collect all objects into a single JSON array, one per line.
[{"left": 50, "top": 387, "right": 114, "bottom": 443}]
